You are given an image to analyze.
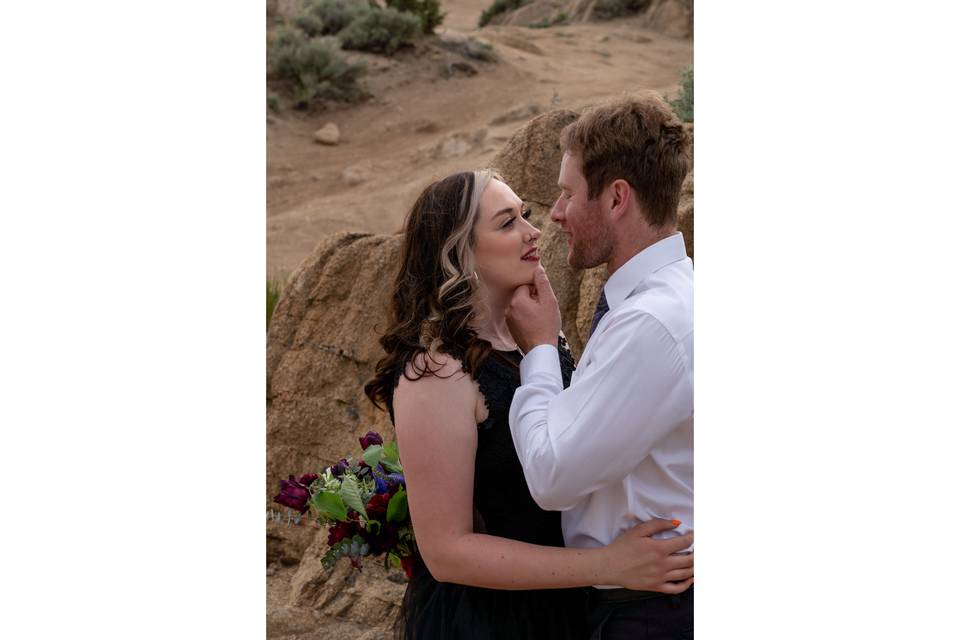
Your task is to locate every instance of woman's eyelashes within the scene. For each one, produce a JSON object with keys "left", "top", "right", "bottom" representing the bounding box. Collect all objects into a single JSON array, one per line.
[{"left": 501, "top": 207, "right": 532, "bottom": 229}]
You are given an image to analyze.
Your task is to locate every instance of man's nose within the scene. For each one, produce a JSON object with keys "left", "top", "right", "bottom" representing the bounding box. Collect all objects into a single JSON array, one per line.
[{"left": 550, "top": 196, "right": 564, "bottom": 223}]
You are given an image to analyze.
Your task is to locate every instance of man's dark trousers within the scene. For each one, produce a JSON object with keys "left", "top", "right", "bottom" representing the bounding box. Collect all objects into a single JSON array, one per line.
[{"left": 586, "top": 587, "right": 693, "bottom": 640}]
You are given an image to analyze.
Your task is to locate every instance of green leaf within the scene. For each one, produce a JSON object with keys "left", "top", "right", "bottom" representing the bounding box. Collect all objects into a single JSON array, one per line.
[
  {"left": 339, "top": 475, "right": 368, "bottom": 518},
  {"left": 366, "top": 519, "right": 382, "bottom": 535},
  {"left": 381, "top": 458, "right": 403, "bottom": 473},
  {"left": 387, "top": 488, "right": 408, "bottom": 523},
  {"left": 311, "top": 492, "right": 347, "bottom": 521},
  {"left": 322, "top": 538, "right": 350, "bottom": 569},
  {"left": 383, "top": 441, "right": 400, "bottom": 462},
  {"left": 362, "top": 444, "right": 384, "bottom": 468}
]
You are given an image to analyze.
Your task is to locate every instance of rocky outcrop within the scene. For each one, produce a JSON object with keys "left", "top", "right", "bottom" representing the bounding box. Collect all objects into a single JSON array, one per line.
[
  {"left": 267, "top": 233, "right": 401, "bottom": 513},
  {"left": 486, "top": 0, "right": 692, "bottom": 38},
  {"left": 265, "top": 109, "right": 693, "bottom": 634}
]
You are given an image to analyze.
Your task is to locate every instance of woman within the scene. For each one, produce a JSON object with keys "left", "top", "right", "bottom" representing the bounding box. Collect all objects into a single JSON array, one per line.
[{"left": 364, "top": 170, "right": 693, "bottom": 639}]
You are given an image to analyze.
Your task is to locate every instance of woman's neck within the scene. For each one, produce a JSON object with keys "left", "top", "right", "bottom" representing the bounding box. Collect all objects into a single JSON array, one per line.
[{"left": 472, "top": 285, "right": 518, "bottom": 350}]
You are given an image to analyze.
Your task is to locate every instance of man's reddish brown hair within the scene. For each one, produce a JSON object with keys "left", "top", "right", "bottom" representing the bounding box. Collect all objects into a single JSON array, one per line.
[{"left": 559, "top": 92, "right": 691, "bottom": 228}]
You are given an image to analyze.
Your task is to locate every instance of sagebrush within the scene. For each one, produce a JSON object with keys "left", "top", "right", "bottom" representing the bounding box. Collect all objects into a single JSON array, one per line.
[
  {"left": 528, "top": 12, "right": 567, "bottom": 29},
  {"left": 338, "top": 7, "right": 421, "bottom": 54},
  {"left": 386, "top": 0, "right": 444, "bottom": 34},
  {"left": 668, "top": 65, "right": 693, "bottom": 123},
  {"left": 295, "top": 0, "right": 367, "bottom": 36},
  {"left": 478, "top": 0, "right": 530, "bottom": 28},
  {"left": 267, "top": 278, "right": 283, "bottom": 329},
  {"left": 591, "top": 0, "right": 650, "bottom": 20},
  {"left": 268, "top": 27, "right": 367, "bottom": 107}
]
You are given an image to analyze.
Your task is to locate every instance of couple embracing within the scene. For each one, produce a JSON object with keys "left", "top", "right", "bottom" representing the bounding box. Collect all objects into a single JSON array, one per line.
[{"left": 364, "top": 92, "right": 693, "bottom": 640}]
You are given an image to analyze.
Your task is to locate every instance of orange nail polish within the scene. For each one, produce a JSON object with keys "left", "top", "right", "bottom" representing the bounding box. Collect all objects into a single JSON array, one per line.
[{"left": 671, "top": 519, "right": 681, "bottom": 526}]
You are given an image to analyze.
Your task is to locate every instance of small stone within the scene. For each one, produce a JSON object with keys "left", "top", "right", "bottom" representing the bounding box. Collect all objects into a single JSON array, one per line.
[
  {"left": 440, "top": 136, "right": 471, "bottom": 158},
  {"left": 313, "top": 123, "right": 340, "bottom": 145},
  {"left": 342, "top": 162, "right": 373, "bottom": 186}
]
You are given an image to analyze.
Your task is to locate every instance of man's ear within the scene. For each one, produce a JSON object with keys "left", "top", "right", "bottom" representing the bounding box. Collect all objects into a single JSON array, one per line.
[{"left": 607, "top": 179, "right": 633, "bottom": 221}]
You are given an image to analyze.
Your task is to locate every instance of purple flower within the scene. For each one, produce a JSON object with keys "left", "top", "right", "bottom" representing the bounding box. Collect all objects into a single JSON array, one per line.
[
  {"left": 374, "top": 475, "right": 390, "bottom": 495},
  {"left": 385, "top": 473, "right": 405, "bottom": 487},
  {"left": 330, "top": 458, "right": 350, "bottom": 478},
  {"left": 359, "top": 431, "right": 383, "bottom": 450},
  {"left": 273, "top": 475, "right": 311, "bottom": 514}
]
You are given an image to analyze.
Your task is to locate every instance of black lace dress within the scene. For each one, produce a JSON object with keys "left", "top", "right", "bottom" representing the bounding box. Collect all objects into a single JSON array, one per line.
[{"left": 387, "top": 339, "right": 589, "bottom": 640}]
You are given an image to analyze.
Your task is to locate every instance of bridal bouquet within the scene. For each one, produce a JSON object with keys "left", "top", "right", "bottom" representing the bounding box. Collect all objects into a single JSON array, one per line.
[{"left": 273, "top": 431, "right": 416, "bottom": 577}]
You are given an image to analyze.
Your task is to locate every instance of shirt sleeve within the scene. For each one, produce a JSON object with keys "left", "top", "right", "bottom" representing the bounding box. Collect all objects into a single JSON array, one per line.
[{"left": 508, "top": 311, "right": 693, "bottom": 511}]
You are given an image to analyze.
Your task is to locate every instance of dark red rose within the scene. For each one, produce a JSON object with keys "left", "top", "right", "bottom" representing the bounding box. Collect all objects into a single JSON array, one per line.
[
  {"left": 365, "top": 492, "right": 391, "bottom": 521},
  {"left": 359, "top": 431, "right": 383, "bottom": 450},
  {"left": 401, "top": 555, "right": 414, "bottom": 580},
  {"left": 273, "top": 475, "right": 311, "bottom": 514},
  {"left": 298, "top": 473, "right": 319, "bottom": 487},
  {"left": 327, "top": 520, "right": 358, "bottom": 546}
]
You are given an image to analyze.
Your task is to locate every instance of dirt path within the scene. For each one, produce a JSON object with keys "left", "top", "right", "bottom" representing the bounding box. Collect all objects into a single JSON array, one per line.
[{"left": 267, "top": 3, "right": 692, "bottom": 278}]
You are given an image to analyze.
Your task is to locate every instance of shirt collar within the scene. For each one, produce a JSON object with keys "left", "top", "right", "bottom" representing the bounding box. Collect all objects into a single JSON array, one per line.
[{"left": 603, "top": 232, "right": 688, "bottom": 310}]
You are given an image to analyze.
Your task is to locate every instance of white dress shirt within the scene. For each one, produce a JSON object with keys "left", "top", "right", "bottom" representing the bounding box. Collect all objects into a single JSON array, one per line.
[{"left": 509, "top": 233, "right": 693, "bottom": 562}]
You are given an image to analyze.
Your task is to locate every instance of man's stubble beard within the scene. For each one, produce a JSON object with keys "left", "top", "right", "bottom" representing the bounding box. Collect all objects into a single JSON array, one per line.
[{"left": 568, "top": 216, "right": 614, "bottom": 271}]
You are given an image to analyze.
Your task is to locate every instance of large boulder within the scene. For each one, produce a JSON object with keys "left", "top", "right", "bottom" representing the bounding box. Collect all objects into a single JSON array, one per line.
[
  {"left": 490, "top": 109, "right": 578, "bottom": 207},
  {"left": 267, "top": 232, "right": 400, "bottom": 507}
]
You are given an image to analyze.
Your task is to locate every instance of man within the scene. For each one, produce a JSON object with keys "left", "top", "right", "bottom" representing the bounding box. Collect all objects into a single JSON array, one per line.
[{"left": 506, "top": 93, "right": 694, "bottom": 639}]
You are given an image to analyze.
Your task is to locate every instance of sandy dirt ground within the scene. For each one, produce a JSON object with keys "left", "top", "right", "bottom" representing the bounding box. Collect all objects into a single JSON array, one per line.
[{"left": 266, "top": 0, "right": 692, "bottom": 280}]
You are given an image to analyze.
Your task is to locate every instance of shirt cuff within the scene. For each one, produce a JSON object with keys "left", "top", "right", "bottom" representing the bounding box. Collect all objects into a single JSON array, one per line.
[{"left": 519, "top": 344, "right": 562, "bottom": 387}]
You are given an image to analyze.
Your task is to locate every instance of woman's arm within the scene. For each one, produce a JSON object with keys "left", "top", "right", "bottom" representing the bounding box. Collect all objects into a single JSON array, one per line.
[{"left": 393, "top": 353, "right": 693, "bottom": 592}]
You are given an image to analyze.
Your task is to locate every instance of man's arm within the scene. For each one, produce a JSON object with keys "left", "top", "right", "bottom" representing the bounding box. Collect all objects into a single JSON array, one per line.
[{"left": 508, "top": 310, "right": 692, "bottom": 511}]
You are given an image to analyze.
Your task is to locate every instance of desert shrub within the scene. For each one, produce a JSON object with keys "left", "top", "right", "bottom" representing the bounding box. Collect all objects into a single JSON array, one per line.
[
  {"left": 267, "top": 278, "right": 283, "bottom": 329},
  {"left": 478, "top": 0, "right": 530, "bottom": 28},
  {"left": 295, "top": 0, "right": 368, "bottom": 37},
  {"left": 267, "top": 94, "right": 280, "bottom": 111},
  {"left": 592, "top": 0, "right": 650, "bottom": 21},
  {"left": 338, "top": 7, "right": 421, "bottom": 54},
  {"left": 268, "top": 27, "right": 367, "bottom": 107},
  {"left": 437, "top": 36, "right": 497, "bottom": 62},
  {"left": 668, "top": 65, "right": 693, "bottom": 122},
  {"left": 528, "top": 11, "right": 567, "bottom": 28},
  {"left": 385, "top": 0, "right": 444, "bottom": 34}
]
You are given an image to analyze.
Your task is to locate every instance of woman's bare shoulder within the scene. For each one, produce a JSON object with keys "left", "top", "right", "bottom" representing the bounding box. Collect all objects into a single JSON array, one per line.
[{"left": 395, "top": 351, "right": 484, "bottom": 425}]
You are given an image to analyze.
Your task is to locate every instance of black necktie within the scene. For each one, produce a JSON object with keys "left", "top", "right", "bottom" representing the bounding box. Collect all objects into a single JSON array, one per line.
[{"left": 588, "top": 289, "right": 609, "bottom": 340}]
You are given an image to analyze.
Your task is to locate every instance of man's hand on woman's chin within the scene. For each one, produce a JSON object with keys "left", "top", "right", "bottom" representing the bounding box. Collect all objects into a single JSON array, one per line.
[{"left": 506, "top": 265, "right": 562, "bottom": 353}]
